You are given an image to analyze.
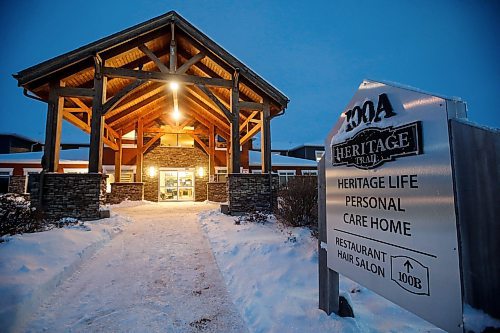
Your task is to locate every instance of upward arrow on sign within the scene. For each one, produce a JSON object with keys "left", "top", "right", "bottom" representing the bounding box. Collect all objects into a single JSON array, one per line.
[{"left": 404, "top": 260, "right": 414, "bottom": 273}]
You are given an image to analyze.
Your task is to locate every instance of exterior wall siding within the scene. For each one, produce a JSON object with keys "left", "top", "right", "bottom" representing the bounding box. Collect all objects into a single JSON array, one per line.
[{"left": 142, "top": 141, "right": 209, "bottom": 202}]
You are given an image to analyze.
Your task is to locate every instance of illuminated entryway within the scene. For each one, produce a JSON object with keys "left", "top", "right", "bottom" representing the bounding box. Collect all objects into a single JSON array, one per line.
[{"left": 159, "top": 169, "right": 195, "bottom": 201}]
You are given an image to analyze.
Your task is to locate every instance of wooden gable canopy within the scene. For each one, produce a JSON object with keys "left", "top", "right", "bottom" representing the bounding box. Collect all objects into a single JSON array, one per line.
[{"left": 13, "top": 11, "right": 289, "bottom": 175}]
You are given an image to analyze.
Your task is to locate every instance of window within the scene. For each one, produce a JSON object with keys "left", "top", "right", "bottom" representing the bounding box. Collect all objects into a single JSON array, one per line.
[
  {"left": 301, "top": 170, "right": 318, "bottom": 176},
  {"left": 159, "top": 126, "right": 194, "bottom": 148},
  {"left": 102, "top": 166, "right": 137, "bottom": 193},
  {"left": 251, "top": 170, "right": 262, "bottom": 174},
  {"left": 315, "top": 150, "right": 325, "bottom": 162},
  {"left": 23, "top": 168, "right": 42, "bottom": 194},
  {"left": 215, "top": 135, "right": 227, "bottom": 150},
  {"left": 160, "top": 133, "right": 194, "bottom": 148},
  {"left": 0, "top": 169, "right": 12, "bottom": 194},
  {"left": 63, "top": 168, "right": 88, "bottom": 173},
  {"left": 212, "top": 167, "right": 227, "bottom": 182},
  {"left": 277, "top": 170, "right": 296, "bottom": 187}
]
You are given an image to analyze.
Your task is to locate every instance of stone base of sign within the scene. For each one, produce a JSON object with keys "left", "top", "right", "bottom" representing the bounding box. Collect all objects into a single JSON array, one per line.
[
  {"left": 28, "top": 173, "right": 106, "bottom": 220},
  {"left": 108, "top": 182, "right": 144, "bottom": 204},
  {"left": 227, "top": 174, "right": 278, "bottom": 214},
  {"left": 8, "top": 175, "right": 26, "bottom": 194},
  {"left": 207, "top": 182, "right": 227, "bottom": 202}
]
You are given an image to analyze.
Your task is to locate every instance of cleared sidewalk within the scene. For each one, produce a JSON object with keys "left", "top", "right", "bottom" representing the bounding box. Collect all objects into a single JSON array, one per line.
[{"left": 25, "top": 202, "right": 247, "bottom": 333}]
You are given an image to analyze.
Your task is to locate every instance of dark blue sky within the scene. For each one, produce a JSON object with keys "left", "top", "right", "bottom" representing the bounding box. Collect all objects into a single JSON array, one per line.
[{"left": 1, "top": 0, "right": 498, "bottom": 148}]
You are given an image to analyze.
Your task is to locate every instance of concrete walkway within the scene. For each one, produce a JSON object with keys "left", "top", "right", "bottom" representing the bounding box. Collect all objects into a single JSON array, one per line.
[{"left": 25, "top": 202, "right": 248, "bottom": 333}]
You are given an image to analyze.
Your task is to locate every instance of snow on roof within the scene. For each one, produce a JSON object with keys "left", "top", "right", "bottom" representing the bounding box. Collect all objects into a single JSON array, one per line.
[
  {"left": 288, "top": 142, "right": 325, "bottom": 151},
  {"left": 364, "top": 79, "right": 464, "bottom": 102},
  {"left": 0, "top": 148, "right": 89, "bottom": 164},
  {"left": 249, "top": 151, "right": 317, "bottom": 167},
  {"left": 0, "top": 133, "right": 41, "bottom": 143}
]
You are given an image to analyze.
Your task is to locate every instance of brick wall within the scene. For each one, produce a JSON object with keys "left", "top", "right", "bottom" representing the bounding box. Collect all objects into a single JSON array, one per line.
[
  {"left": 108, "top": 182, "right": 144, "bottom": 204},
  {"left": 8, "top": 175, "right": 26, "bottom": 194},
  {"left": 207, "top": 182, "right": 227, "bottom": 202},
  {"left": 228, "top": 174, "right": 278, "bottom": 214},
  {"left": 29, "top": 173, "right": 105, "bottom": 220},
  {"left": 142, "top": 141, "right": 209, "bottom": 202}
]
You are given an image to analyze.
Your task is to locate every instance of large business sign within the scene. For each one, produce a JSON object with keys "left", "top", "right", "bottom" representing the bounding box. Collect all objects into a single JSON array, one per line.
[{"left": 325, "top": 80, "right": 465, "bottom": 332}]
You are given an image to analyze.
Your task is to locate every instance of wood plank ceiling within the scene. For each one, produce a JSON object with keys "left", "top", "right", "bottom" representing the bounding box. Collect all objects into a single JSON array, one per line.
[{"left": 26, "top": 26, "right": 283, "bottom": 150}]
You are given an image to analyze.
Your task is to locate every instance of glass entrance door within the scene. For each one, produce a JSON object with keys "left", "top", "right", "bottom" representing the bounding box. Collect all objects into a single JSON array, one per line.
[{"left": 159, "top": 169, "right": 195, "bottom": 201}]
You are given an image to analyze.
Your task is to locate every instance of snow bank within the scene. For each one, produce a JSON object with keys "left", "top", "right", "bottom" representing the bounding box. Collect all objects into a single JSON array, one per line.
[
  {"left": 0, "top": 213, "right": 131, "bottom": 332},
  {"left": 198, "top": 209, "right": 500, "bottom": 333}
]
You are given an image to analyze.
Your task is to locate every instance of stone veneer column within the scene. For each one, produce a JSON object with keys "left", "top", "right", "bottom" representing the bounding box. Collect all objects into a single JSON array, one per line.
[
  {"left": 29, "top": 173, "right": 105, "bottom": 220},
  {"left": 227, "top": 174, "right": 278, "bottom": 214}
]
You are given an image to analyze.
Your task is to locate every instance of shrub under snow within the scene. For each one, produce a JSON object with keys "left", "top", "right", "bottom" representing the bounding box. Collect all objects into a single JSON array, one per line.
[
  {"left": 0, "top": 193, "right": 85, "bottom": 239},
  {"left": 275, "top": 176, "right": 318, "bottom": 233}
]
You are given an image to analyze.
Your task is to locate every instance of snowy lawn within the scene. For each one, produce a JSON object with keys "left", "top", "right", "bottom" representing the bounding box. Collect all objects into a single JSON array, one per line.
[
  {"left": 0, "top": 210, "right": 131, "bottom": 332},
  {"left": 198, "top": 209, "right": 500, "bottom": 333},
  {"left": 1, "top": 201, "right": 498, "bottom": 333}
]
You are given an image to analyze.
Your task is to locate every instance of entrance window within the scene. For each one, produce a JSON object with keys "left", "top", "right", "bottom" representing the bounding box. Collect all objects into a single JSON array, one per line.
[{"left": 159, "top": 169, "right": 195, "bottom": 201}]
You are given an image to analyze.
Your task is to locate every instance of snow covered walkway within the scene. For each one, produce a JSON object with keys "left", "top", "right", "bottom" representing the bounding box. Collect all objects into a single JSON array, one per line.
[{"left": 24, "top": 202, "right": 247, "bottom": 333}]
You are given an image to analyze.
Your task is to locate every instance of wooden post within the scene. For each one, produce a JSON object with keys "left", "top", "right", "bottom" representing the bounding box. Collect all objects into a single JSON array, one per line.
[
  {"left": 230, "top": 69, "right": 240, "bottom": 173},
  {"left": 169, "top": 22, "right": 177, "bottom": 73},
  {"left": 209, "top": 124, "right": 215, "bottom": 176},
  {"left": 136, "top": 119, "right": 143, "bottom": 182},
  {"left": 89, "top": 56, "right": 107, "bottom": 173},
  {"left": 261, "top": 98, "right": 271, "bottom": 174},
  {"left": 44, "top": 81, "right": 64, "bottom": 172},
  {"left": 114, "top": 133, "right": 122, "bottom": 182},
  {"left": 318, "top": 157, "right": 340, "bottom": 315}
]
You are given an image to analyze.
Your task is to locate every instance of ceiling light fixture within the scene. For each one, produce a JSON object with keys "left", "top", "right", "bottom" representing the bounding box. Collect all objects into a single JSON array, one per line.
[{"left": 170, "top": 81, "right": 179, "bottom": 91}]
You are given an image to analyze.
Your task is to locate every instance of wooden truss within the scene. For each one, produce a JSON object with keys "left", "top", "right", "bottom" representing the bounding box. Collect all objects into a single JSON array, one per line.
[{"left": 16, "top": 12, "right": 288, "bottom": 176}]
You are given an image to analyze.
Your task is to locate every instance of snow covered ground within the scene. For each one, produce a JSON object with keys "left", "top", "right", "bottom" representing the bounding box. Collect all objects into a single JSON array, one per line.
[
  {"left": 0, "top": 212, "right": 129, "bottom": 332},
  {"left": 21, "top": 202, "right": 247, "bottom": 333},
  {"left": 198, "top": 209, "right": 500, "bottom": 333},
  {"left": 1, "top": 201, "right": 499, "bottom": 332}
]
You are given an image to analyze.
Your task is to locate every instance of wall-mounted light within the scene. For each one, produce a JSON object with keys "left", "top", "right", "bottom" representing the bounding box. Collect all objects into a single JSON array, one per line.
[
  {"left": 197, "top": 167, "right": 205, "bottom": 177},
  {"left": 148, "top": 166, "right": 157, "bottom": 177}
]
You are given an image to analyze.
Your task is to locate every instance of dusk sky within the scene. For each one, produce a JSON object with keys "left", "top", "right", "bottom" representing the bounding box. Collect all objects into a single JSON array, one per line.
[{"left": 0, "top": 0, "right": 498, "bottom": 148}]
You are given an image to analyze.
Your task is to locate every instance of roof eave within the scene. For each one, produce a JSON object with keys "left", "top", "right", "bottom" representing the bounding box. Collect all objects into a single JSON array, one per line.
[
  {"left": 13, "top": 11, "right": 289, "bottom": 108},
  {"left": 13, "top": 11, "right": 177, "bottom": 87}
]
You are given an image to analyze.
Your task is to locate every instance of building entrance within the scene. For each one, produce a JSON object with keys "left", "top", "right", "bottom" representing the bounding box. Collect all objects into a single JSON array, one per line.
[{"left": 159, "top": 169, "right": 195, "bottom": 201}]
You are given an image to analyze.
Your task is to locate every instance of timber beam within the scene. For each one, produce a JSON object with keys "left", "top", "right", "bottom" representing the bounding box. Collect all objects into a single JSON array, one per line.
[
  {"left": 239, "top": 111, "right": 259, "bottom": 132},
  {"left": 195, "top": 84, "right": 233, "bottom": 121},
  {"left": 55, "top": 86, "right": 94, "bottom": 98},
  {"left": 142, "top": 132, "right": 163, "bottom": 153},
  {"left": 138, "top": 44, "right": 169, "bottom": 73},
  {"left": 193, "top": 135, "right": 209, "bottom": 154},
  {"left": 177, "top": 52, "right": 205, "bottom": 74},
  {"left": 240, "top": 123, "right": 261, "bottom": 145},
  {"left": 102, "top": 66, "right": 232, "bottom": 88},
  {"left": 239, "top": 101, "right": 263, "bottom": 111},
  {"left": 102, "top": 79, "right": 146, "bottom": 115}
]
